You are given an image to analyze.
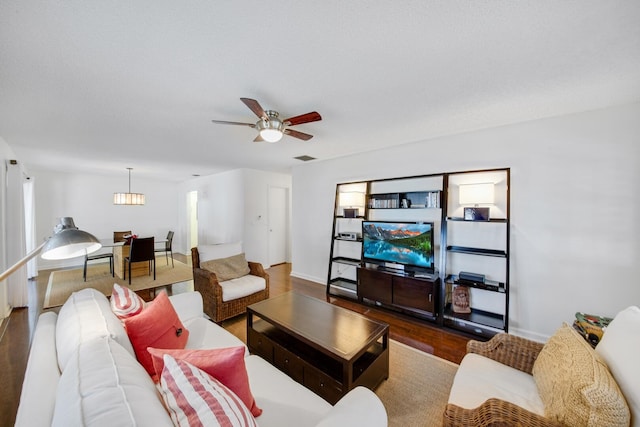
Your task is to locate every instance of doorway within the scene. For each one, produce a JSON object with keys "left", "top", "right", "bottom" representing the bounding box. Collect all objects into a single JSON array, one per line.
[
  {"left": 268, "top": 186, "right": 288, "bottom": 266},
  {"left": 187, "top": 191, "right": 198, "bottom": 251}
]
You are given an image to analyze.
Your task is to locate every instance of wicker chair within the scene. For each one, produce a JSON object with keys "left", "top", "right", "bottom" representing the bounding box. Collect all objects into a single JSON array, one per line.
[
  {"left": 442, "top": 334, "right": 558, "bottom": 427},
  {"left": 191, "top": 246, "right": 269, "bottom": 323}
]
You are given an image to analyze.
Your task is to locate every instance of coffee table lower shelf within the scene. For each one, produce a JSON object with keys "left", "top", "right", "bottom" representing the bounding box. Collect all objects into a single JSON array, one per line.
[{"left": 247, "top": 318, "right": 389, "bottom": 404}]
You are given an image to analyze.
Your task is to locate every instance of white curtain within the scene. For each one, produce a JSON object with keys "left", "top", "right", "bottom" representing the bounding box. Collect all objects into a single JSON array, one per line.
[
  {"left": 6, "top": 161, "right": 28, "bottom": 307},
  {"left": 24, "top": 178, "right": 37, "bottom": 279}
]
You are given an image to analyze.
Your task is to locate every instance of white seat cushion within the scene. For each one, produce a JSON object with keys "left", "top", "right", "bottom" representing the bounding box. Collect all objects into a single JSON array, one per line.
[
  {"left": 448, "top": 353, "right": 545, "bottom": 415},
  {"left": 183, "top": 317, "right": 249, "bottom": 356},
  {"left": 220, "top": 275, "right": 266, "bottom": 302},
  {"left": 596, "top": 306, "right": 640, "bottom": 427},
  {"left": 169, "top": 291, "right": 205, "bottom": 323},
  {"left": 245, "top": 355, "right": 331, "bottom": 427}
]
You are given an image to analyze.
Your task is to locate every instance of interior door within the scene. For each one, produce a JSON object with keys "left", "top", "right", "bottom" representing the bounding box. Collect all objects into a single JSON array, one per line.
[
  {"left": 268, "top": 186, "right": 288, "bottom": 266},
  {"left": 187, "top": 191, "right": 198, "bottom": 251}
]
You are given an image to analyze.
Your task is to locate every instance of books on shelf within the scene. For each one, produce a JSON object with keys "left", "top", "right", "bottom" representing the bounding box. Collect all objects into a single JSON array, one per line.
[
  {"left": 368, "top": 191, "right": 440, "bottom": 209},
  {"left": 425, "top": 191, "right": 440, "bottom": 208}
]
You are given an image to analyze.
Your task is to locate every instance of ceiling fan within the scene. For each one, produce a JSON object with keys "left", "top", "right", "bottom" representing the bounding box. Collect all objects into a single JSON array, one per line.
[{"left": 212, "top": 98, "right": 322, "bottom": 143}]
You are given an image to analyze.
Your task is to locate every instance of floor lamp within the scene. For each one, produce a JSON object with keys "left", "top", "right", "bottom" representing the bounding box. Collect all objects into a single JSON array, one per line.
[{"left": 0, "top": 217, "right": 101, "bottom": 283}]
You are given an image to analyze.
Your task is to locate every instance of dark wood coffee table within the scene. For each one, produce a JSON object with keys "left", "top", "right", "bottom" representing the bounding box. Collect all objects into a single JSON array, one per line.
[{"left": 247, "top": 292, "right": 389, "bottom": 404}]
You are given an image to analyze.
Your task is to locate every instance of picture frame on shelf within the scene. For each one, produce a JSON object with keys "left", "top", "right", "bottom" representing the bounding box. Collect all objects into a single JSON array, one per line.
[
  {"left": 343, "top": 208, "right": 358, "bottom": 218},
  {"left": 463, "top": 207, "right": 490, "bottom": 221}
]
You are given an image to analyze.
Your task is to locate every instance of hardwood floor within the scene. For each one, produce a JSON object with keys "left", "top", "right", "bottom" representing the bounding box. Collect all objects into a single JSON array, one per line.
[{"left": 0, "top": 256, "right": 469, "bottom": 426}]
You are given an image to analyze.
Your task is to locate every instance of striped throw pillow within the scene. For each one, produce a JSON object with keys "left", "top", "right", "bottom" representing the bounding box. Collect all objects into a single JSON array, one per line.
[
  {"left": 110, "top": 283, "right": 145, "bottom": 319},
  {"left": 160, "top": 354, "right": 258, "bottom": 427}
]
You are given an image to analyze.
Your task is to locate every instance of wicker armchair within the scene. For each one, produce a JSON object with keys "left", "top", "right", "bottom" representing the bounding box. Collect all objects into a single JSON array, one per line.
[
  {"left": 443, "top": 334, "right": 560, "bottom": 427},
  {"left": 191, "top": 246, "right": 269, "bottom": 323}
]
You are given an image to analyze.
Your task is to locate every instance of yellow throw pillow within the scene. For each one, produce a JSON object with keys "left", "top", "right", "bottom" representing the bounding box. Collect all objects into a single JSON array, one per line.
[
  {"left": 201, "top": 253, "right": 251, "bottom": 282},
  {"left": 532, "top": 324, "right": 630, "bottom": 427}
]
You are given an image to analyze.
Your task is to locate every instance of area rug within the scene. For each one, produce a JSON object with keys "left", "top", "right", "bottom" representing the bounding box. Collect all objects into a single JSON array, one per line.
[
  {"left": 377, "top": 340, "right": 458, "bottom": 427},
  {"left": 44, "top": 259, "right": 193, "bottom": 308}
]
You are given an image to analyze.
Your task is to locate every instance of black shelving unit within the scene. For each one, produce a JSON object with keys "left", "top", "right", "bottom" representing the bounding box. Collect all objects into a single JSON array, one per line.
[
  {"left": 327, "top": 182, "right": 369, "bottom": 299},
  {"left": 327, "top": 168, "right": 510, "bottom": 339},
  {"left": 442, "top": 168, "right": 510, "bottom": 337}
]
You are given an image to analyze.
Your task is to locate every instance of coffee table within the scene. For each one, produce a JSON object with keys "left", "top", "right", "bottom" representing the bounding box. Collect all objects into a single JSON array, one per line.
[{"left": 247, "top": 291, "right": 389, "bottom": 404}]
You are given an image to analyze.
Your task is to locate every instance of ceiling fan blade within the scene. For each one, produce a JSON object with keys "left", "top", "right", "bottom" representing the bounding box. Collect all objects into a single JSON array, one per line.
[
  {"left": 283, "top": 111, "right": 322, "bottom": 126},
  {"left": 284, "top": 129, "right": 314, "bottom": 141},
  {"left": 240, "top": 98, "right": 268, "bottom": 120},
  {"left": 253, "top": 134, "right": 264, "bottom": 142},
  {"left": 211, "top": 119, "right": 255, "bottom": 127}
]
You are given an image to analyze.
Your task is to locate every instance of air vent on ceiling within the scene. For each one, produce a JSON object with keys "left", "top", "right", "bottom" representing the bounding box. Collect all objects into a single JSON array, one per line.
[{"left": 294, "top": 155, "right": 316, "bottom": 162}]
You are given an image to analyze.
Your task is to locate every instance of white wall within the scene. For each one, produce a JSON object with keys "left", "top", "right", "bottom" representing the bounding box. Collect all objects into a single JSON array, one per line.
[
  {"left": 179, "top": 169, "right": 292, "bottom": 267},
  {"left": 291, "top": 102, "right": 640, "bottom": 341},
  {"left": 31, "top": 168, "right": 180, "bottom": 269},
  {"left": 243, "top": 169, "right": 292, "bottom": 267}
]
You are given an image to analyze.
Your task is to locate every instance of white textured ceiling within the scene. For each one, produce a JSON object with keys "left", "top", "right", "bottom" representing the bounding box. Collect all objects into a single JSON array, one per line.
[{"left": 1, "top": 1, "right": 639, "bottom": 181}]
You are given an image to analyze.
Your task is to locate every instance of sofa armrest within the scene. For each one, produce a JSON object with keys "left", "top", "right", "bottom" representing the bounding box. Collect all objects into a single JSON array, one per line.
[
  {"left": 15, "top": 312, "right": 60, "bottom": 427},
  {"left": 315, "top": 387, "right": 387, "bottom": 427},
  {"left": 444, "top": 399, "right": 561, "bottom": 427},
  {"left": 169, "top": 291, "right": 204, "bottom": 323},
  {"left": 467, "top": 334, "right": 544, "bottom": 374}
]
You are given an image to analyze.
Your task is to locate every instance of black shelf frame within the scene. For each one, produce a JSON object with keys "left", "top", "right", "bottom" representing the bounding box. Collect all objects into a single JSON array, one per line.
[
  {"left": 447, "top": 217, "right": 508, "bottom": 223},
  {"left": 327, "top": 168, "right": 510, "bottom": 340},
  {"left": 441, "top": 168, "right": 510, "bottom": 337},
  {"left": 445, "top": 275, "right": 506, "bottom": 293},
  {"left": 443, "top": 305, "right": 506, "bottom": 331},
  {"left": 446, "top": 245, "right": 507, "bottom": 258},
  {"left": 331, "top": 256, "right": 362, "bottom": 267}
]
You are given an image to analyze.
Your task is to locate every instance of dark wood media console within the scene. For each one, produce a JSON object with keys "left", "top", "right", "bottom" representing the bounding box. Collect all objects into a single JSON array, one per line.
[
  {"left": 358, "top": 266, "right": 440, "bottom": 321},
  {"left": 247, "top": 292, "right": 389, "bottom": 404}
]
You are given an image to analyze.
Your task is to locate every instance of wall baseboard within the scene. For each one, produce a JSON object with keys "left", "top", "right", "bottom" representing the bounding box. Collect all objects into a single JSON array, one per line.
[
  {"left": 508, "top": 327, "right": 549, "bottom": 343},
  {"left": 289, "top": 270, "right": 324, "bottom": 285}
]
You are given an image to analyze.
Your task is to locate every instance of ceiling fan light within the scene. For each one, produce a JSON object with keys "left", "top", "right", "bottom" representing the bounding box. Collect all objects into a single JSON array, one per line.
[{"left": 260, "top": 128, "right": 283, "bottom": 143}]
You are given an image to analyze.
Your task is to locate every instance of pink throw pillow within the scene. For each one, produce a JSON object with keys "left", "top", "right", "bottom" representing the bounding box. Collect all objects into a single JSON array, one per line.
[
  {"left": 110, "top": 283, "right": 145, "bottom": 319},
  {"left": 159, "top": 355, "right": 257, "bottom": 427},
  {"left": 123, "top": 291, "right": 189, "bottom": 375},
  {"left": 148, "top": 346, "right": 262, "bottom": 417}
]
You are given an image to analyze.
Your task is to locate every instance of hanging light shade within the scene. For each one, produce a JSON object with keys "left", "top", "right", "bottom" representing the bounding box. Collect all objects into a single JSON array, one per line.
[{"left": 114, "top": 167, "right": 145, "bottom": 205}]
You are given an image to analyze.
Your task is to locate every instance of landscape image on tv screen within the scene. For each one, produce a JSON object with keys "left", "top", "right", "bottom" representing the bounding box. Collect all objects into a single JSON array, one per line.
[{"left": 362, "top": 221, "right": 434, "bottom": 271}]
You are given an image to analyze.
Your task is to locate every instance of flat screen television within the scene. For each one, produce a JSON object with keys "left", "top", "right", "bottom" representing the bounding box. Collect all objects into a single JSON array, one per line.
[{"left": 362, "top": 221, "right": 435, "bottom": 273}]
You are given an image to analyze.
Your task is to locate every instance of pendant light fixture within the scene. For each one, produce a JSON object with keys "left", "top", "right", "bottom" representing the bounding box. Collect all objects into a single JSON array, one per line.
[{"left": 113, "top": 167, "right": 145, "bottom": 205}]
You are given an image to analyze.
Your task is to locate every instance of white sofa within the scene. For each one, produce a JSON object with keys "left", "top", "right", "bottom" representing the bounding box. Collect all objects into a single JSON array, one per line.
[
  {"left": 15, "top": 288, "right": 387, "bottom": 427},
  {"left": 444, "top": 306, "right": 640, "bottom": 427}
]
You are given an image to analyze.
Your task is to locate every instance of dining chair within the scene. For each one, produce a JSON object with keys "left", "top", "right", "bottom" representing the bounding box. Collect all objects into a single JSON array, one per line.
[
  {"left": 83, "top": 250, "right": 114, "bottom": 281},
  {"left": 123, "top": 237, "right": 155, "bottom": 284},
  {"left": 155, "top": 231, "right": 174, "bottom": 267},
  {"left": 114, "top": 230, "right": 132, "bottom": 243}
]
